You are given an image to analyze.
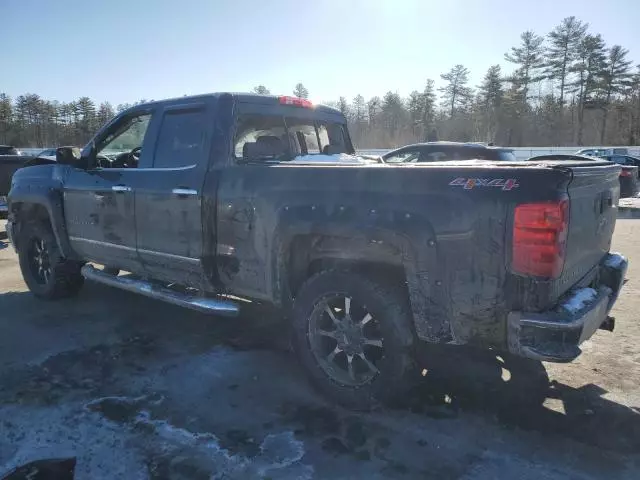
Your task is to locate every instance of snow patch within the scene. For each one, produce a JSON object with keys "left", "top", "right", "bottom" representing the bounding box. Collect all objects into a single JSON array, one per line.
[
  {"left": 560, "top": 288, "right": 598, "bottom": 314},
  {"left": 289, "top": 153, "right": 373, "bottom": 164},
  {"left": 604, "top": 252, "right": 626, "bottom": 269}
]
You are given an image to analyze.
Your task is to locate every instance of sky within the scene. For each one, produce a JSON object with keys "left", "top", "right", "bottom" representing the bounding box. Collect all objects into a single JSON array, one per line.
[{"left": 2, "top": 0, "right": 639, "bottom": 106}]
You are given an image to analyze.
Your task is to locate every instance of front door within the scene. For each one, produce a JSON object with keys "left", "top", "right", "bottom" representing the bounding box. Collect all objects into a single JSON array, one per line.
[
  {"left": 64, "top": 110, "right": 154, "bottom": 272},
  {"left": 134, "top": 101, "right": 210, "bottom": 286}
]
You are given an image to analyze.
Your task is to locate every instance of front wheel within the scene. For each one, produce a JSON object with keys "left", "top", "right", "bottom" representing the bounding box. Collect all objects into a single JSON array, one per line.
[
  {"left": 292, "top": 270, "right": 416, "bottom": 410},
  {"left": 18, "top": 222, "right": 84, "bottom": 299}
]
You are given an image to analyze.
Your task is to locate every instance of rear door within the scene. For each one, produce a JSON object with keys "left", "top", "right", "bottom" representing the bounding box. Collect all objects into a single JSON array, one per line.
[{"left": 134, "top": 99, "right": 213, "bottom": 285}]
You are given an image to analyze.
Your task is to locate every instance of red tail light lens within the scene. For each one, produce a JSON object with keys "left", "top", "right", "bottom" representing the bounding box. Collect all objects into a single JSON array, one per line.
[
  {"left": 620, "top": 169, "right": 632, "bottom": 177},
  {"left": 512, "top": 199, "right": 569, "bottom": 278},
  {"left": 279, "top": 96, "right": 313, "bottom": 108}
]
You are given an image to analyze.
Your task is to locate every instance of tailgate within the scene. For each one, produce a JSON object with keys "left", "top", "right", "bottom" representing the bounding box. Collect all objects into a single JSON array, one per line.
[{"left": 556, "top": 163, "right": 620, "bottom": 300}]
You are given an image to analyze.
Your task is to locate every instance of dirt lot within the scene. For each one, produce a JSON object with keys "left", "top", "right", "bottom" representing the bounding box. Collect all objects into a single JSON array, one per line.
[{"left": 0, "top": 219, "right": 639, "bottom": 479}]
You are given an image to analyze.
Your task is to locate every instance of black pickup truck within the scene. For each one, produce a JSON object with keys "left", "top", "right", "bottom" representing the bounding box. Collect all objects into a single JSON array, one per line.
[{"left": 6, "top": 93, "right": 628, "bottom": 409}]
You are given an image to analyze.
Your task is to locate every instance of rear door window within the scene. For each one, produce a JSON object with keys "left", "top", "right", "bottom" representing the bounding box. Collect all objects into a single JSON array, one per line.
[{"left": 153, "top": 108, "right": 207, "bottom": 169}]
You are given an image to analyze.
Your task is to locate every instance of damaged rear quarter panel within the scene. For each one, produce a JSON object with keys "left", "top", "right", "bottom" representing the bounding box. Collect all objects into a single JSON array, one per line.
[{"left": 215, "top": 163, "right": 518, "bottom": 348}]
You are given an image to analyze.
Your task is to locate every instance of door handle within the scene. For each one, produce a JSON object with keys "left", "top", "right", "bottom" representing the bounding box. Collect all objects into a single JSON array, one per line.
[
  {"left": 112, "top": 185, "right": 132, "bottom": 192},
  {"left": 172, "top": 188, "right": 198, "bottom": 197}
]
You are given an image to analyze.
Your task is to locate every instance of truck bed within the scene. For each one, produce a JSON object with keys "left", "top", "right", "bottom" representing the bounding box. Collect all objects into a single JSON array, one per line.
[{"left": 216, "top": 159, "right": 621, "bottom": 348}]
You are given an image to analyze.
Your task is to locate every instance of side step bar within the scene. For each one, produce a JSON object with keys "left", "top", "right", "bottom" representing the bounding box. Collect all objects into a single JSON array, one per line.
[{"left": 81, "top": 265, "right": 239, "bottom": 317}]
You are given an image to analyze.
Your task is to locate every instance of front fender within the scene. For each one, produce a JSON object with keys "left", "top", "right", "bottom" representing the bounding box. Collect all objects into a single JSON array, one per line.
[{"left": 8, "top": 165, "right": 77, "bottom": 259}]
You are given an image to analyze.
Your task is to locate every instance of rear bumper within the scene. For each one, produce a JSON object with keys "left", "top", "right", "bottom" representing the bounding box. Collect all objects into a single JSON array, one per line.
[{"left": 507, "top": 253, "right": 627, "bottom": 362}]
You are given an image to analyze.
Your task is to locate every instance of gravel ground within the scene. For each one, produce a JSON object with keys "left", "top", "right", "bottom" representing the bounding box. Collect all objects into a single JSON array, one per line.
[{"left": 0, "top": 219, "right": 639, "bottom": 479}]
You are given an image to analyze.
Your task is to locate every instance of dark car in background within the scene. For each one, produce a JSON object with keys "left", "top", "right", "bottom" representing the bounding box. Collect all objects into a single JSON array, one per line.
[
  {"left": 382, "top": 141, "right": 517, "bottom": 163},
  {"left": 0, "top": 145, "right": 21, "bottom": 156}
]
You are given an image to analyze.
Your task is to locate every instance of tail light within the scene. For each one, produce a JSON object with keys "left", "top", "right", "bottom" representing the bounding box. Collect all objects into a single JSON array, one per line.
[
  {"left": 620, "top": 169, "right": 632, "bottom": 177},
  {"left": 279, "top": 96, "right": 313, "bottom": 108},
  {"left": 512, "top": 199, "right": 569, "bottom": 278}
]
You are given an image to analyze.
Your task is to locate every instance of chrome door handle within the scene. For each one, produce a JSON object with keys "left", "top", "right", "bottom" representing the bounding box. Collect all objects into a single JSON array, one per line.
[
  {"left": 112, "top": 185, "right": 132, "bottom": 192},
  {"left": 172, "top": 188, "right": 198, "bottom": 196}
]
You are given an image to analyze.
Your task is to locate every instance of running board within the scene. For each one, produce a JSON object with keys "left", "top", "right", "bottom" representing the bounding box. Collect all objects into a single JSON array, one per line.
[{"left": 81, "top": 265, "right": 239, "bottom": 317}]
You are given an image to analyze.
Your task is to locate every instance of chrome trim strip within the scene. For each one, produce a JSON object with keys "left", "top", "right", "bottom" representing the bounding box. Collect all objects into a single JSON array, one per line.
[
  {"left": 68, "top": 237, "right": 136, "bottom": 251},
  {"left": 138, "top": 248, "right": 200, "bottom": 264},
  {"left": 68, "top": 237, "right": 200, "bottom": 264},
  {"left": 172, "top": 188, "right": 198, "bottom": 196}
]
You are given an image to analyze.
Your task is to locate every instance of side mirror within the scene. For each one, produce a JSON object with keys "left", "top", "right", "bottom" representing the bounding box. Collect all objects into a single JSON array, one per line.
[{"left": 55, "top": 146, "right": 82, "bottom": 166}]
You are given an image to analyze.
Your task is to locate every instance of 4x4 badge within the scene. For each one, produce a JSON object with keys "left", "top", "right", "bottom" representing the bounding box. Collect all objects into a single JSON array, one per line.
[{"left": 449, "top": 177, "right": 519, "bottom": 191}]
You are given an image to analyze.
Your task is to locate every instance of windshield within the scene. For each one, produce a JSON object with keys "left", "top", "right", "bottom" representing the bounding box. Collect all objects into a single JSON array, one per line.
[{"left": 234, "top": 113, "right": 350, "bottom": 161}]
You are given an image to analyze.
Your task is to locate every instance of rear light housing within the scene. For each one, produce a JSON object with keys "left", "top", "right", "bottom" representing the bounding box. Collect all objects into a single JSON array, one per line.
[
  {"left": 512, "top": 199, "right": 569, "bottom": 278},
  {"left": 620, "top": 169, "right": 632, "bottom": 177},
  {"left": 279, "top": 96, "right": 313, "bottom": 108}
]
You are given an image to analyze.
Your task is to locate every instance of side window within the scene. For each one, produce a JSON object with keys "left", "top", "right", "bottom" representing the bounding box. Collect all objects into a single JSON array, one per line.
[
  {"left": 153, "top": 109, "right": 207, "bottom": 169},
  {"left": 384, "top": 150, "right": 419, "bottom": 163},
  {"left": 97, "top": 113, "right": 152, "bottom": 158},
  {"left": 421, "top": 150, "right": 449, "bottom": 162}
]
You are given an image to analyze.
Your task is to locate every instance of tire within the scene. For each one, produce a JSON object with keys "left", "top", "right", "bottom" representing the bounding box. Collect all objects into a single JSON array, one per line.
[
  {"left": 18, "top": 221, "right": 84, "bottom": 299},
  {"left": 292, "top": 270, "right": 416, "bottom": 410}
]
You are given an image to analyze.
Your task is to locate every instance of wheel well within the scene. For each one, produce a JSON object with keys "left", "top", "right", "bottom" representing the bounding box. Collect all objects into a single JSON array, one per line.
[
  {"left": 286, "top": 234, "right": 407, "bottom": 298},
  {"left": 11, "top": 203, "right": 52, "bottom": 248}
]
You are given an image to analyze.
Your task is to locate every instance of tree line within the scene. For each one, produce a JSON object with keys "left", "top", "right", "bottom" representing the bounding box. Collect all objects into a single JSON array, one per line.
[{"left": 1, "top": 16, "right": 639, "bottom": 150}]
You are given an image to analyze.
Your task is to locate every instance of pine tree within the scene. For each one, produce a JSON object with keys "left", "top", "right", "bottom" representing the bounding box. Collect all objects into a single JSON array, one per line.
[
  {"left": 0, "top": 93, "right": 13, "bottom": 144},
  {"left": 421, "top": 79, "right": 436, "bottom": 138},
  {"left": 293, "top": 83, "right": 309, "bottom": 98},
  {"left": 478, "top": 65, "right": 504, "bottom": 142},
  {"left": 570, "top": 33, "right": 607, "bottom": 144},
  {"left": 504, "top": 31, "right": 545, "bottom": 102},
  {"left": 407, "top": 90, "right": 424, "bottom": 135},
  {"left": 337, "top": 96, "right": 350, "bottom": 119},
  {"left": 96, "top": 102, "right": 115, "bottom": 128},
  {"left": 599, "top": 45, "right": 633, "bottom": 142},
  {"left": 545, "top": 17, "right": 588, "bottom": 105},
  {"left": 253, "top": 85, "right": 270, "bottom": 95},
  {"left": 439, "top": 65, "right": 472, "bottom": 117}
]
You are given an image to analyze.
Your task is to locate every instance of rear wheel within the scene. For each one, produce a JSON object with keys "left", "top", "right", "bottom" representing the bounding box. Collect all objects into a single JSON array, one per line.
[
  {"left": 18, "top": 221, "right": 84, "bottom": 299},
  {"left": 292, "top": 270, "right": 416, "bottom": 410}
]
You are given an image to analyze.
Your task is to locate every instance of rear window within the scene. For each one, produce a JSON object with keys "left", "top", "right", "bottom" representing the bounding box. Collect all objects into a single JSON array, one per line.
[{"left": 234, "top": 114, "right": 348, "bottom": 161}]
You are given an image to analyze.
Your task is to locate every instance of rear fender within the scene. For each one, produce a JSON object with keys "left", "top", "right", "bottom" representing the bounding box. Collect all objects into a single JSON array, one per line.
[{"left": 272, "top": 205, "right": 451, "bottom": 343}]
